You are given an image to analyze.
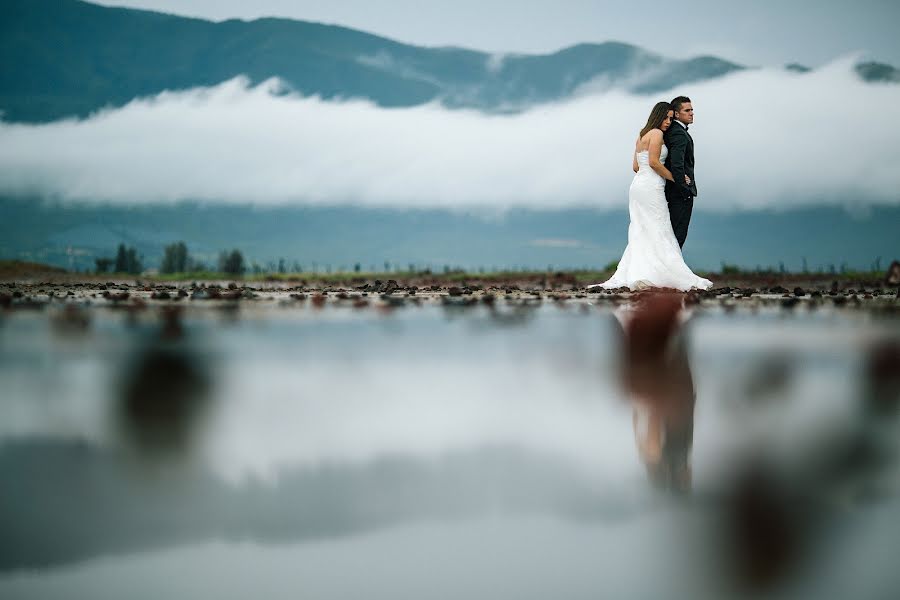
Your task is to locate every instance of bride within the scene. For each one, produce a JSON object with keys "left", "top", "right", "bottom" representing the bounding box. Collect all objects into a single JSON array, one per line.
[{"left": 589, "top": 102, "right": 712, "bottom": 291}]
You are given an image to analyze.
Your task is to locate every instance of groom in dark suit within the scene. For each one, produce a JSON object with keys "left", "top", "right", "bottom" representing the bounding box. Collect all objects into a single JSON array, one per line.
[{"left": 663, "top": 96, "right": 696, "bottom": 248}]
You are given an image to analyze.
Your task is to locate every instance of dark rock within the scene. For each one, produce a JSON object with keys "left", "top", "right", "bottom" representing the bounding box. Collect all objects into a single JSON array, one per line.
[
  {"left": 441, "top": 296, "right": 477, "bottom": 307},
  {"left": 151, "top": 291, "right": 171, "bottom": 300},
  {"left": 793, "top": 287, "right": 805, "bottom": 297},
  {"left": 770, "top": 286, "right": 788, "bottom": 294},
  {"left": 381, "top": 295, "right": 406, "bottom": 307},
  {"left": 886, "top": 260, "right": 900, "bottom": 286},
  {"left": 729, "top": 465, "right": 802, "bottom": 591},
  {"left": 448, "top": 287, "right": 464, "bottom": 296},
  {"left": 864, "top": 340, "right": 900, "bottom": 415},
  {"left": 14, "top": 297, "right": 48, "bottom": 310},
  {"left": 52, "top": 304, "right": 90, "bottom": 333},
  {"left": 158, "top": 305, "right": 184, "bottom": 340},
  {"left": 117, "top": 343, "right": 210, "bottom": 457}
]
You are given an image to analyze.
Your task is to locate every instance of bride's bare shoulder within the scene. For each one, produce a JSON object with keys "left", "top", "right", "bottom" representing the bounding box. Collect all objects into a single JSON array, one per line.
[{"left": 639, "top": 129, "right": 663, "bottom": 144}]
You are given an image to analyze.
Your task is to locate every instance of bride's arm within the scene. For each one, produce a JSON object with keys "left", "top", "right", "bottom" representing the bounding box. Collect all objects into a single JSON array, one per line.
[
  {"left": 648, "top": 131, "right": 674, "bottom": 182},
  {"left": 632, "top": 136, "right": 640, "bottom": 173}
]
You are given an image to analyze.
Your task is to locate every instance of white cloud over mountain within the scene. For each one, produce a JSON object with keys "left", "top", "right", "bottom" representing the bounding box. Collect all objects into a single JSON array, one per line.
[{"left": 1, "top": 56, "right": 897, "bottom": 212}]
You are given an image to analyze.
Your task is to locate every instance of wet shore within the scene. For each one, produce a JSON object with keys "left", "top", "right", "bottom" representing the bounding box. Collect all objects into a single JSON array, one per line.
[{"left": 1, "top": 275, "right": 897, "bottom": 316}]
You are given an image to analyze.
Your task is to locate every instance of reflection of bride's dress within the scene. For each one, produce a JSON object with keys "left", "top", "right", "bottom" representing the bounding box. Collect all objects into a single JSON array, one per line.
[{"left": 590, "top": 144, "right": 712, "bottom": 291}]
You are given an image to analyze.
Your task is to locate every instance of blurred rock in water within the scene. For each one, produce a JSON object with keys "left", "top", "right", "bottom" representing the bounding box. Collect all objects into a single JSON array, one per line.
[{"left": 115, "top": 330, "right": 211, "bottom": 459}]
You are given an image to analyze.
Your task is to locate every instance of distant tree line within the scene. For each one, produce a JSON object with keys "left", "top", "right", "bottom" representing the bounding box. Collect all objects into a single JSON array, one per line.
[
  {"left": 91, "top": 243, "right": 465, "bottom": 276},
  {"left": 160, "top": 241, "right": 188, "bottom": 273},
  {"left": 218, "top": 249, "right": 245, "bottom": 275},
  {"left": 95, "top": 244, "right": 143, "bottom": 274},
  {"left": 91, "top": 244, "right": 889, "bottom": 277}
]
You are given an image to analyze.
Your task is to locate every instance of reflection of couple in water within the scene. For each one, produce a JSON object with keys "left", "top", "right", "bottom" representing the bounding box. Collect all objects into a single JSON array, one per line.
[{"left": 614, "top": 293, "right": 696, "bottom": 493}]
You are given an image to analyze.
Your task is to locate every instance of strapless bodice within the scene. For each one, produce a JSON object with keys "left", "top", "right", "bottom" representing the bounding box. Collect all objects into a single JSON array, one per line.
[{"left": 636, "top": 144, "right": 667, "bottom": 171}]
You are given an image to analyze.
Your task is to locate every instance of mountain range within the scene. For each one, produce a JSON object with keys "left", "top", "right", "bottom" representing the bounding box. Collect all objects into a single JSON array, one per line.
[{"left": 2, "top": 0, "right": 897, "bottom": 123}]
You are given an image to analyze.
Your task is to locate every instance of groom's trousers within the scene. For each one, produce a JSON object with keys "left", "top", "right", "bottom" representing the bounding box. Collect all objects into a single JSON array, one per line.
[{"left": 667, "top": 194, "right": 694, "bottom": 249}]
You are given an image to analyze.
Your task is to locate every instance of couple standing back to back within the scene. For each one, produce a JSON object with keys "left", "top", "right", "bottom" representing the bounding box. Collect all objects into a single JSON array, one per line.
[{"left": 590, "top": 96, "right": 712, "bottom": 292}]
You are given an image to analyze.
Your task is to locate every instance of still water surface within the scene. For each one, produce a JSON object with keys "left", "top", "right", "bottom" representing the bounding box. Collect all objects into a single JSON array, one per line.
[{"left": 1, "top": 301, "right": 898, "bottom": 599}]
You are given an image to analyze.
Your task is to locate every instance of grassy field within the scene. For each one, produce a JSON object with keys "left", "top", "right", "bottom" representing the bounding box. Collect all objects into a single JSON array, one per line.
[{"left": 0, "top": 260, "right": 67, "bottom": 279}]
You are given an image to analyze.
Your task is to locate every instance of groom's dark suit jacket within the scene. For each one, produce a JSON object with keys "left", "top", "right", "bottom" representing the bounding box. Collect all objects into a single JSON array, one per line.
[{"left": 663, "top": 122, "right": 697, "bottom": 199}]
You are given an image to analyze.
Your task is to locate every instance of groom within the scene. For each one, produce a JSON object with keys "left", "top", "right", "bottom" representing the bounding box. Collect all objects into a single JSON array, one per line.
[{"left": 664, "top": 96, "right": 696, "bottom": 248}]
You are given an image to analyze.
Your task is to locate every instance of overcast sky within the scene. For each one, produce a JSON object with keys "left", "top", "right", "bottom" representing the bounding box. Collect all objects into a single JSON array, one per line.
[{"left": 92, "top": 0, "right": 900, "bottom": 67}]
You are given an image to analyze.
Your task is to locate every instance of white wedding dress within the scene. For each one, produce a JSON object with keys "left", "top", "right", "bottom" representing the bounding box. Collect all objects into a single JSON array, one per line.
[{"left": 590, "top": 144, "right": 712, "bottom": 291}]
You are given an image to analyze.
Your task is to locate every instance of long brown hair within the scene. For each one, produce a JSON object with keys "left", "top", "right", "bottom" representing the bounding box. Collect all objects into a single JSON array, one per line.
[{"left": 639, "top": 102, "right": 673, "bottom": 139}]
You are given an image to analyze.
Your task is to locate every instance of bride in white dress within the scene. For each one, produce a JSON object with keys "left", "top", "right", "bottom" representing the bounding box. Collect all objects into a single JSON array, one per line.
[{"left": 590, "top": 102, "right": 712, "bottom": 291}]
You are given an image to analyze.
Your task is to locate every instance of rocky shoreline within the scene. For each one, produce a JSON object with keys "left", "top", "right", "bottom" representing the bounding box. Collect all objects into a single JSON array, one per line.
[{"left": 1, "top": 276, "right": 898, "bottom": 315}]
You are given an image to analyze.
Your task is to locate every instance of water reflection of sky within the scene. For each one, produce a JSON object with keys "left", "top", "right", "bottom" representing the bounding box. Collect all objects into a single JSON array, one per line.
[{"left": 1, "top": 303, "right": 898, "bottom": 599}]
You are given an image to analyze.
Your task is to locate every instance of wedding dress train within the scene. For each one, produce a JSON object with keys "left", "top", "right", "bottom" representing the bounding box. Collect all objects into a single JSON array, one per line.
[{"left": 590, "top": 144, "right": 712, "bottom": 291}]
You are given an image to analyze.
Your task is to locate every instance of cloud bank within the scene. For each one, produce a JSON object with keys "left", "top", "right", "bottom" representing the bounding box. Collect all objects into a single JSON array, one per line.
[{"left": 1, "top": 57, "right": 898, "bottom": 211}]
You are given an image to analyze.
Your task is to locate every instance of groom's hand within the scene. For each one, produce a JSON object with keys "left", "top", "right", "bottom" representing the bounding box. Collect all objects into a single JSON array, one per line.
[
  {"left": 685, "top": 175, "right": 691, "bottom": 185},
  {"left": 666, "top": 128, "right": 690, "bottom": 192}
]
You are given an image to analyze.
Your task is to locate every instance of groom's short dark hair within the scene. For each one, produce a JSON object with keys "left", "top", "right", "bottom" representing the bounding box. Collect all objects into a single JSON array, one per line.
[{"left": 671, "top": 96, "right": 691, "bottom": 112}]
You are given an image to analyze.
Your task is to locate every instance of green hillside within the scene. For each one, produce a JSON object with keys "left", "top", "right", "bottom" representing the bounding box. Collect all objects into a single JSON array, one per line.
[{"left": 1, "top": 0, "right": 745, "bottom": 122}]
